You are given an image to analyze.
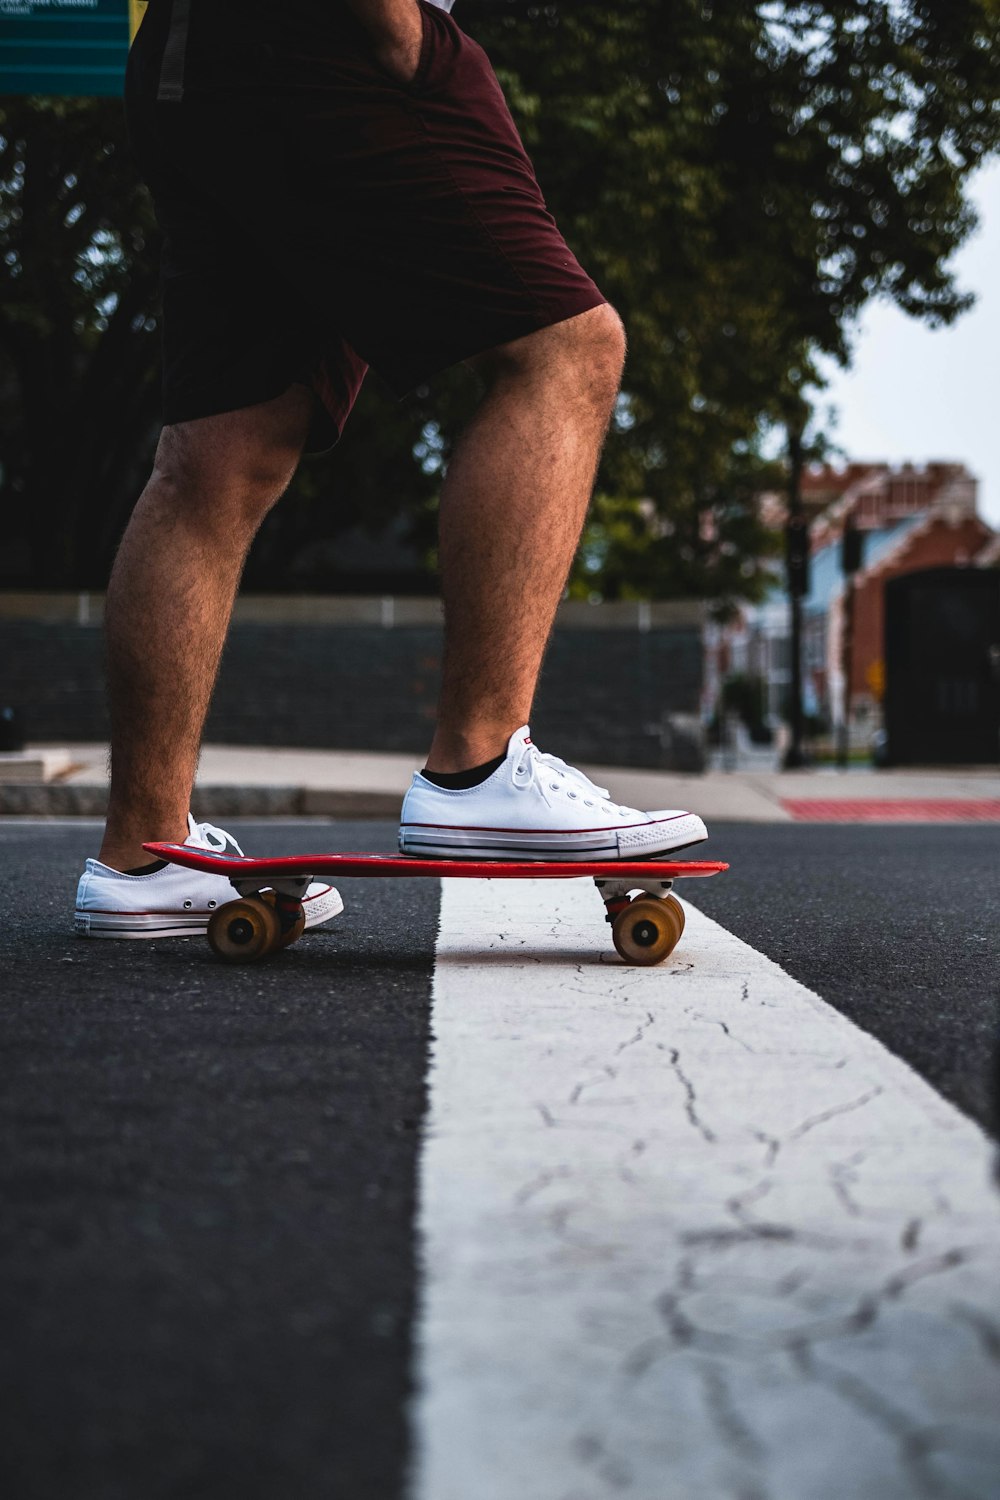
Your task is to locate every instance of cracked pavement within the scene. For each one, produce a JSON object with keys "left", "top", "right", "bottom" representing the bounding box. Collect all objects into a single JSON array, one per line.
[
  {"left": 2, "top": 820, "right": 997, "bottom": 1500},
  {"left": 410, "top": 878, "right": 1000, "bottom": 1500}
]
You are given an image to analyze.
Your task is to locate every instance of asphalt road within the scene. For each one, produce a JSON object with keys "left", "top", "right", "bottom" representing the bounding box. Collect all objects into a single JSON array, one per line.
[
  {"left": 0, "top": 818, "right": 996, "bottom": 1500},
  {"left": 682, "top": 821, "right": 1000, "bottom": 1133},
  {"left": 1, "top": 820, "right": 431, "bottom": 1500}
]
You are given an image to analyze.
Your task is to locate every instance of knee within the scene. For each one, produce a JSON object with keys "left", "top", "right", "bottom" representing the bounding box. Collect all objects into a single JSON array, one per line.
[
  {"left": 559, "top": 303, "right": 626, "bottom": 413},
  {"left": 150, "top": 425, "right": 298, "bottom": 530},
  {"left": 580, "top": 303, "right": 627, "bottom": 397},
  {"left": 476, "top": 302, "right": 627, "bottom": 412}
]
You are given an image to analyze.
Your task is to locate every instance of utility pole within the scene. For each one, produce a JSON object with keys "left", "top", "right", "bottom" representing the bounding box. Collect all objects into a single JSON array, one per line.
[
  {"left": 783, "top": 421, "right": 809, "bottom": 769},
  {"left": 837, "top": 515, "right": 864, "bottom": 769}
]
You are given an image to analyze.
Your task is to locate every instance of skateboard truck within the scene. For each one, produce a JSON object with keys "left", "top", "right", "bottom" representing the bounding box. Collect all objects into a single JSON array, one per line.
[
  {"left": 594, "top": 875, "right": 674, "bottom": 915},
  {"left": 227, "top": 875, "right": 312, "bottom": 903}
]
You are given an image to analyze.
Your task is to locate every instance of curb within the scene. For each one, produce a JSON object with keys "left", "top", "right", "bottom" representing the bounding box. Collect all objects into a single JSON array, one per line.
[{"left": 0, "top": 785, "right": 402, "bottom": 818}]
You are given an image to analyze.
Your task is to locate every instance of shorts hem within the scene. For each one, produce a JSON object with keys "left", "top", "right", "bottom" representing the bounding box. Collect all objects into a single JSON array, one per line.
[
  {"left": 161, "top": 379, "right": 343, "bottom": 454},
  {"left": 381, "top": 288, "right": 609, "bottom": 398}
]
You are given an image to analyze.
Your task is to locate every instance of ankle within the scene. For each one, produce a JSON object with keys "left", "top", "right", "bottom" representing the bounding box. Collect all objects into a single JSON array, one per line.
[
  {"left": 421, "top": 751, "right": 506, "bottom": 789},
  {"left": 97, "top": 848, "right": 150, "bottom": 874},
  {"left": 425, "top": 724, "right": 518, "bottom": 774},
  {"left": 99, "top": 818, "right": 189, "bottom": 873}
]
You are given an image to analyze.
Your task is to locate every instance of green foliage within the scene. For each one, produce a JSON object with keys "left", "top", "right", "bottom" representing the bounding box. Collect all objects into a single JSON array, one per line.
[
  {"left": 1, "top": 1, "right": 997, "bottom": 592},
  {"left": 0, "top": 96, "right": 161, "bottom": 585},
  {"left": 571, "top": 441, "right": 786, "bottom": 605},
  {"left": 468, "top": 0, "right": 998, "bottom": 601}
]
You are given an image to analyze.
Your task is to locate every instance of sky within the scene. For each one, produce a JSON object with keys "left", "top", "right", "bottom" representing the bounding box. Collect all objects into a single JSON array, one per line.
[{"left": 815, "top": 158, "right": 1000, "bottom": 529}]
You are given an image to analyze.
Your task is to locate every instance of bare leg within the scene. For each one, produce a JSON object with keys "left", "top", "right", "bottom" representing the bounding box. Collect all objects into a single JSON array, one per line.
[
  {"left": 426, "top": 303, "right": 626, "bottom": 772},
  {"left": 98, "top": 387, "right": 313, "bottom": 871}
]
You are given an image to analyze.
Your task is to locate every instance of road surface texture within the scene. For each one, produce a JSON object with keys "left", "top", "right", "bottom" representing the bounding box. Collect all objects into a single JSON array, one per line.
[{"left": 0, "top": 819, "right": 997, "bottom": 1500}]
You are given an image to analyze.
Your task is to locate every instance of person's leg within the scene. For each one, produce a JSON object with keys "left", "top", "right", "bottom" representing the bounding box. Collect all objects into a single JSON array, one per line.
[
  {"left": 426, "top": 303, "right": 626, "bottom": 773},
  {"left": 98, "top": 386, "right": 314, "bottom": 872},
  {"left": 401, "top": 299, "right": 708, "bottom": 859}
]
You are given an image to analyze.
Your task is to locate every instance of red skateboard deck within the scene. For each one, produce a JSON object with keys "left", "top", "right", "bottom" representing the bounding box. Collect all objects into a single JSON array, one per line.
[
  {"left": 144, "top": 842, "right": 728, "bottom": 966},
  {"left": 144, "top": 844, "right": 727, "bottom": 883}
]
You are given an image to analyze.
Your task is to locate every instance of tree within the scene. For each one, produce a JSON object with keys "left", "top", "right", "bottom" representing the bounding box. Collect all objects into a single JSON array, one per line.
[
  {"left": 464, "top": 0, "right": 999, "bottom": 598},
  {"left": 0, "top": 97, "right": 161, "bottom": 586},
  {"left": 1, "top": 1, "right": 997, "bottom": 595}
]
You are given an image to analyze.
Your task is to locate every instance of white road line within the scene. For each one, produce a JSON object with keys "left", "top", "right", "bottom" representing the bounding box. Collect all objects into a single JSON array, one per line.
[{"left": 409, "top": 878, "right": 1000, "bottom": 1500}]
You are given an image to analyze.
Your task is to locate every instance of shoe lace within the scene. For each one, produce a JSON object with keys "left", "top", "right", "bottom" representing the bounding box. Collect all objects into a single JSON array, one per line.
[
  {"left": 512, "top": 743, "right": 628, "bottom": 815},
  {"left": 186, "top": 814, "right": 245, "bottom": 856},
  {"left": 535, "top": 750, "right": 611, "bottom": 800}
]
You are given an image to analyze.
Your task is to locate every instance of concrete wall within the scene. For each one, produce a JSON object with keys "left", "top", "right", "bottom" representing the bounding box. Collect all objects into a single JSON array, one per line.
[{"left": 0, "top": 595, "right": 707, "bottom": 769}]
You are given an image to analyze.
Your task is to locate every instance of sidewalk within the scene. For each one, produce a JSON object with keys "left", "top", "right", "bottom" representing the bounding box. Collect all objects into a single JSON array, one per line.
[{"left": 2, "top": 743, "right": 999, "bottom": 821}]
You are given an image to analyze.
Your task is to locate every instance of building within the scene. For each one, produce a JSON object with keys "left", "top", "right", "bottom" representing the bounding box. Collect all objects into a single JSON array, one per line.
[{"left": 706, "top": 462, "right": 996, "bottom": 739}]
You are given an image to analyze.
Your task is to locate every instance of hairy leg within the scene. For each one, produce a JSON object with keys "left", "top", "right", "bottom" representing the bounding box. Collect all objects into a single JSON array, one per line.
[
  {"left": 98, "top": 387, "right": 314, "bottom": 870},
  {"left": 427, "top": 303, "right": 626, "bottom": 772}
]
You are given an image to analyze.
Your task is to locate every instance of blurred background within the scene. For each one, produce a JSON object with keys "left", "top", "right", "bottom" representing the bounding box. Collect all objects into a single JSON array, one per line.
[{"left": 1, "top": 0, "right": 998, "bottom": 771}]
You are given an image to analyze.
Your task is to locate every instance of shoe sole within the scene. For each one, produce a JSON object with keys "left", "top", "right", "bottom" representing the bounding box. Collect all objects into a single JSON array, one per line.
[
  {"left": 398, "top": 818, "right": 709, "bottom": 861},
  {"left": 74, "top": 887, "right": 344, "bottom": 939}
]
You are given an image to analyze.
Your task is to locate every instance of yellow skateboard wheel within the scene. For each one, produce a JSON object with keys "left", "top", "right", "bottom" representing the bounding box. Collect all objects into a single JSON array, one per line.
[
  {"left": 207, "top": 896, "right": 281, "bottom": 963},
  {"left": 611, "top": 896, "right": 683, "bottom": 966}
]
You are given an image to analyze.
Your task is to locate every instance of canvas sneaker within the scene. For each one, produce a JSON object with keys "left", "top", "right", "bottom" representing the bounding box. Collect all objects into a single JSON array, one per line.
[
  {"left": 74, "top": 815, "right": 343, "bottom": 938},
  {"left": 398, "top": 725, "right": 708, "bottom": 860}
]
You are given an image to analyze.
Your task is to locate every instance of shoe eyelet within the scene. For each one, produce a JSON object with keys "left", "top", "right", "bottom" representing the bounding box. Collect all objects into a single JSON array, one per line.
[
  {"left": 207, "top": 900, "right": 217, "bottom": 909},
  {"left": 568, "top": 792, "right": 578, "bottom": 799},
  {"left": 585, "top": 800, "right": 594, "bottom": 807},
  {"left": 183, "top": 899, "right": 193, "bottom": 909},
  {"left": 549, "top": 782, "right": 559, "bottom": 791}
]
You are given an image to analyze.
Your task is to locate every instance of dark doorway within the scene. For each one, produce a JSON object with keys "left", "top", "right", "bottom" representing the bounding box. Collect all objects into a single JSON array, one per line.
[{"left": 884, "top": 567, "right": 1000, "bottom": 765}]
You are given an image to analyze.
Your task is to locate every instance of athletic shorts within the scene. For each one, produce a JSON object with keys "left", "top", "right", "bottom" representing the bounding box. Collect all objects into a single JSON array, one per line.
[{"left": 124, "top": 0, "right": 606, "bottom": 453}]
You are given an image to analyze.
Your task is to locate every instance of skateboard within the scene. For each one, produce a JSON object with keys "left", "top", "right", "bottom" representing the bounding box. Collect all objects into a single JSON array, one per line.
[{"left": 144, "top": 844, "right": 728, "bottom": 966}]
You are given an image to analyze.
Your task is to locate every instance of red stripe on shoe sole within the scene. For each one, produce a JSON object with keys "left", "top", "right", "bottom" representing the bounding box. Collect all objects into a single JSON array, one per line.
[{"left": 402, "top": 815, "right": 697, "bottom": 835}]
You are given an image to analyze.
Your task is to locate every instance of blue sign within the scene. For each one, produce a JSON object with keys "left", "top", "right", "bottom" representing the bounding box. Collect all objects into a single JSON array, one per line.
[{"left": 0, "top": 1, "right": 143, "bottom": 98}]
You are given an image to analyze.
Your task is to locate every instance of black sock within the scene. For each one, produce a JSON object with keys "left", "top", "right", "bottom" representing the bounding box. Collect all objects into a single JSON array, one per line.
[
  {"left": 421, "top": 752, "right": 506, "bottom": 790},
  {"left": 123, "top": 859, "right": 169, "bottom": 876}
]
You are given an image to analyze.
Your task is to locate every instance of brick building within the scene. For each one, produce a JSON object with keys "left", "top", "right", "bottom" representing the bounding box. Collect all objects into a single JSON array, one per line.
[
  {"left": 815, "top": 464, "right": 993, "bottom": 727},
  {"left": 706, "top": 461, "right": 997, "bottom": 737},
  {"left": 839, "top": 508, "right": 993, "bottom": 702}
]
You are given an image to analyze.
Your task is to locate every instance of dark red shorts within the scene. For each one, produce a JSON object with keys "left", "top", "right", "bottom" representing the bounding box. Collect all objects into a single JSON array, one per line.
[{"left": 125, "top": 0, "right": 606, "bottom": 452}]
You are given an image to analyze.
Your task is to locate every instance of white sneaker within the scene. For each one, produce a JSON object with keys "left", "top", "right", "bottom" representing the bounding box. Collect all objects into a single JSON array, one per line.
[
  {"left": 74, "top": 815, "right": 344, "bottom": 938},
  {"left": 398, "top": 726, "right": 708, "bottom": 860}
]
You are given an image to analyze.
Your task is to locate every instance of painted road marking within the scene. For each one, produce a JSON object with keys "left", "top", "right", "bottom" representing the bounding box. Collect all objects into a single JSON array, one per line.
[
  {"left": 782, "top": 798, "right": 1000, "bottom": 822},
  {"left": 409, "top": 879, "right": 1000, "bottom": 1500}
]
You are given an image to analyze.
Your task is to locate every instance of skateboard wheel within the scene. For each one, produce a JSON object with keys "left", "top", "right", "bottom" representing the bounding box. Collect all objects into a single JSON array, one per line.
[
  {"left": 207, "top": 897, "right": 281, "bottom": 963},
  {"left": 612, "top": 896, "right": 683, "bottom": 966}
]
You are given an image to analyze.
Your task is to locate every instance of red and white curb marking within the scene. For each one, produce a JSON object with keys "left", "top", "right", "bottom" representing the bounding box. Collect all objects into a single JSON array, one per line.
[
  {"left": 782, "top": 799, "right": 1000, "bottom": 822},
  {"left": 409, "top": 878, "right": 1000, "bottom": 1500}
]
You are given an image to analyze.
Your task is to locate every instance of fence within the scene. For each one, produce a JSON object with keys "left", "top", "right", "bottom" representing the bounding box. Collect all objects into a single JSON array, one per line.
[{"left": 0, "top": 594, "right": 707, "bottom": 770}]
